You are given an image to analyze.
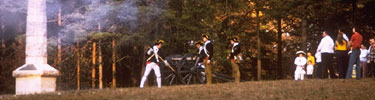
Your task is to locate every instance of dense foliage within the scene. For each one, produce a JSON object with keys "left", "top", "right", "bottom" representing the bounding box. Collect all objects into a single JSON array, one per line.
[{"left": 1, "top": 0, "right": 375, "bottom": 94}]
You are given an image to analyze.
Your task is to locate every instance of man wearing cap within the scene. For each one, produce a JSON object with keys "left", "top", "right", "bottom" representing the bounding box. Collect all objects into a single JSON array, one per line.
[
  {"left": 140, "top": 40, "right": 169, "bottom": 88},
  {"left": 346, "top": 28, "right": 363, "bottom": 79},
  {"left": 202, "top": 34, "right": 213, "bottom": 84},
  {"left": 227, "top": 37, "right": 241, "bottom": 83},
  {"left": 316, "top": 31, "right": 336, "bottom": 79}
]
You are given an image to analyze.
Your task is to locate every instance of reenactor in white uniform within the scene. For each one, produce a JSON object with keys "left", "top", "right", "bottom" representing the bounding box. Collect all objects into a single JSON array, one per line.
[
  {"left": 195, "top": 41, "right": 206, "bottom": 69},
  {"left": 195, "top": 41, "right": 206, "bottom": 83},
  {"left": 140, "top": 40, "right": 169, "bottom": 88}
]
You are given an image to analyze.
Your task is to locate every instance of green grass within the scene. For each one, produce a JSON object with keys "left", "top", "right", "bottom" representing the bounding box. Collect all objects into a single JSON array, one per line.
[{"left": 2, "top": 79, "right": 375, "bottom": 100}]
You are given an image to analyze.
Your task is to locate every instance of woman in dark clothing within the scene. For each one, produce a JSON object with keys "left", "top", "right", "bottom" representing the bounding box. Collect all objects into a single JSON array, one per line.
[{"left": 335, "top": 34, "right": 348, "bottom": 79}]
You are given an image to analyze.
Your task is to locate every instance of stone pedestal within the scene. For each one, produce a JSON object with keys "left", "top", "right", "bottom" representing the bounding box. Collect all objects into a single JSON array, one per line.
[
  {"left": 12, "top": 0, "right": 60, "bottom": 95},
  {"left": 13, "top": 64, "right": 59, "bottom": 95}
]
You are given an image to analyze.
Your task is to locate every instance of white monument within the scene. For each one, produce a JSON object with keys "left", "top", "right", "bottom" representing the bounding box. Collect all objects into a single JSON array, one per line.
[{"left": 12, "top": 0, "right": 60, "bottom": 95}]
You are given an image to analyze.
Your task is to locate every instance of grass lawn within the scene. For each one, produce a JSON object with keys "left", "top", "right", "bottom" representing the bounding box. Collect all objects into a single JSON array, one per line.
[{"left": 1, "top": 79, "right": 375, "bottom": 100}]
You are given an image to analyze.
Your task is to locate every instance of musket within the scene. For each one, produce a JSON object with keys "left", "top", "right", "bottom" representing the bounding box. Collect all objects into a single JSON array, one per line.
[
  {"left": 158, "top": 56, "right": 176, "bottom": 72},
  {"left": 146, "top": 54, "right": 176, "bottom": 72},
  {"left": 194, "top": 56, "right": 200, "bottom": 69}
]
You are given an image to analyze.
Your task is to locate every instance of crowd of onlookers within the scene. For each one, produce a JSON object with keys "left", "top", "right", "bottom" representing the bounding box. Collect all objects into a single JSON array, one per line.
[{"left": 294, "top": 28, "right": 375, "bottom": 80}]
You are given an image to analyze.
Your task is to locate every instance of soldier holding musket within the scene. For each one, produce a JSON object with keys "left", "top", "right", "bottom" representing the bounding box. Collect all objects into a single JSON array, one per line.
[{"left": 139, "top": 40, "right": 170, "bottom": 88}]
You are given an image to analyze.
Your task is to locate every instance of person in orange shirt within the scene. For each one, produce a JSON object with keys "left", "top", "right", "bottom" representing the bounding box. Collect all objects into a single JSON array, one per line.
[{"left": 306, "top": 52, "right": 315, "bottom": 78}]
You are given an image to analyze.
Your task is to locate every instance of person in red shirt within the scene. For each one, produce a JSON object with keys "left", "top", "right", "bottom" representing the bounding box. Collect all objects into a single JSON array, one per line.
[
  {"left": 346, "top": 27, "right": 363, "bottom": 79},
  {"left": 349, "top": 28, "right": 363, "bottom": 49}
]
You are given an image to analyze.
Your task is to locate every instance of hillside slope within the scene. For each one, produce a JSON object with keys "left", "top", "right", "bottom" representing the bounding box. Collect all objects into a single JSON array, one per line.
[{"left": 2, "top": 79, "right": 375, "bottom": 100}]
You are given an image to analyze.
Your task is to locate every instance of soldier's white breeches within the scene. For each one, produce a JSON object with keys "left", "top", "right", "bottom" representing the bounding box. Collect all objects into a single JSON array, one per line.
[
  {"left": 198, "top": 63, "right": 205, "bottom": 69},
  {"left": 294, "top": 66, "right": 306, "bottom": 80},
  {"left": 140, "top": 62, "right": 161, "bottom": 88}
]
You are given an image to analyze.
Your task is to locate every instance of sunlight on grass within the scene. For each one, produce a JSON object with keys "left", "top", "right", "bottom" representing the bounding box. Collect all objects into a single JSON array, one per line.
[{"left": 1, "top": 79, "right": 375, "bottom": 100}]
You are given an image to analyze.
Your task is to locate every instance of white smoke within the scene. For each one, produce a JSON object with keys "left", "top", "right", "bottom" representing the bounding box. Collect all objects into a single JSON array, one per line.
[
  {"left": 0, "top": 0, "right": 168, "bottom": 45},
  {"left": 59, "top": 0, "right": 141, "bottom": 43}
]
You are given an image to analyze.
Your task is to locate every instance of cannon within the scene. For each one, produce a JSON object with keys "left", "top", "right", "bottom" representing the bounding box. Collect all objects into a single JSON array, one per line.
[{"left": 161, "top": 54, "right": 235, "bottom": 85}]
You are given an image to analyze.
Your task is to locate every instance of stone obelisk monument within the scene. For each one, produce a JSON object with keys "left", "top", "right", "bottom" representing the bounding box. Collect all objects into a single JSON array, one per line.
[{"left": 12, "top": 0, "right": 60, "bottom": 95}]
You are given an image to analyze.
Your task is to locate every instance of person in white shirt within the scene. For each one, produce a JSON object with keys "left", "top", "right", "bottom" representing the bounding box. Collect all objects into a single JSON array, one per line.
[
  {"left": 316, "top": 31, "right": 336, "bottom": 79},
  {"left": 140, "top": 40, "right": 169, "bottom": 88},
  {"left": 360, "top": 45, "right": 368, "bottom": 78},
  {"left": 338, "top": 29, "right": 349, "bottom": 42},
  {"left": 294, "top": 51, "right": 307, "bottom": 80},
  {"left": 315, "top": 52, "right": 322, "bottom": 78},
  {"left": 306, "top": 60, "right": 314, "bottom": 78}
]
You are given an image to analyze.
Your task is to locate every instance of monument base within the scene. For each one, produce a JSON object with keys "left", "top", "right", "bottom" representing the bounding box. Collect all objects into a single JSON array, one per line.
[{"left": 13, "top": 64, "right": 59, "bottom": 95}]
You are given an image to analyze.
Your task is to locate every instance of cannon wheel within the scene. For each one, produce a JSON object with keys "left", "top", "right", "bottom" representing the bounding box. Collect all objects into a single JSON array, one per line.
[
  {"left": 161, "top": 67, "right": 179, "bottom": 85},
  {"left": 161, "top": 55, "right": 180, "bottom": 85},
  {"left": 163, "top": 55, "right": 205, "bottom": 85},
  {"left": 175, "top": 55, "right": 206, "bottom": 84},
  {"left": 163, "top": 54, "right": 237, "bottom": 85}
]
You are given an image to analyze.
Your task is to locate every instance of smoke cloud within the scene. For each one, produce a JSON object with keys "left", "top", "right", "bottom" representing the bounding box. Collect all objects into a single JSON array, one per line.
[
  {"left": 58, "top": 0, "right": 167, "bottom": 44},
  {"left": 1, "top": 0, "right": 167, "bottom": 45}
]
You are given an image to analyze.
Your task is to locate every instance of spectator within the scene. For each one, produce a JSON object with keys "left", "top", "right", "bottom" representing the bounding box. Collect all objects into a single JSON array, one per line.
[
  {"left": 315, "top": 52, "right": 322, "bottom": 78},
  {"left": 294, "top": 51, "right": 307, "bottom": 80},
  {"left": 306, "top": 60, "right": 314, "bottom": 78},
  {"left": 317, "top": 31, "right": 336, "bottom": 79},
  {"left": 346, "top": 28, "right": 363, "bottom": 79},
  {"left": 368, "top": 38, "right": 375, "bottom": 77},
  {"left": 338, "top": 29, "right": 349, "bottom": 42},
  {"left": 306, "top": 52, "right": 315, "bottom": 78},
  {"left": 360, "top": 45, "right": 368, "bottom": 78},
  {"left": 307, "top": 52, "right": 315, "bottom": 66},
  {"left": 335, "top": 33, "right": 348, "bottom": 79}
]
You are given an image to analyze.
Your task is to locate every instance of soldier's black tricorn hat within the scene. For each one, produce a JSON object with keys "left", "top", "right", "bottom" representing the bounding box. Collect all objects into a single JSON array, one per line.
[
  {"left": 230, "top": 37, "right": 238, "bottom": 42},
  {"left": 202, "top": 34, "right": 210, "bottom": 39},
  {"left": 195, "top": 41, "right": 203, "bottom": 45},
  {"left": 155, "top": 40, "right": 165, "bottom": 44}
]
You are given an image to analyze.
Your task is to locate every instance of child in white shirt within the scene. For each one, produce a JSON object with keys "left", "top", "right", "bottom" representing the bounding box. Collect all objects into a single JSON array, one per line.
[
  {"left": 294, "top": 51, "right": 307, "bottom": 80},
  {"left": 306, "top": 60, "right": 314, "bottom": 78}
]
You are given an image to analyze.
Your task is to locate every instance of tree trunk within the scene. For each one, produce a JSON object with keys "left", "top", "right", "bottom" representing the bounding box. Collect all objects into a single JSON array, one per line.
[
  {"left": 277, "top": 18, "right": 283, "bottom": 79},
  {"left": 301, "top": 18, "right": 307, "bottom": 51},
  {"left": 98, "top": 40, "right": 103, "bottom": 89},
  {"left": 57, "top": 8, "right": 62, "bottom": 71},
  {"left": 0, "top": 24, "right": 3, "bottom": 76},
  {"left": 256, "top": 8, "right": 262, "bottom": 81},
  {"left": 111, "top": 39, "right": 116, "bottom": 88},
  {"left": 76, "top": 42, "right": 80, "bottom": 90},
  {"left": 95, "top": 0, "right": 102, "bottom": 32},
  {"left": 140, "top": 46, "right": 148, "bottom": 87},
  {"left": 56, "top": 8, "right": 63, "bottom": 90},
  {"left": 352, "top": 0, "right": 358, "bottom": 27},
  {"left": 1, "top": 24, "right": 5, "bottom": 55},
  {"left": 92, "top": 41, "right": 96, "bottom": 88}
]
